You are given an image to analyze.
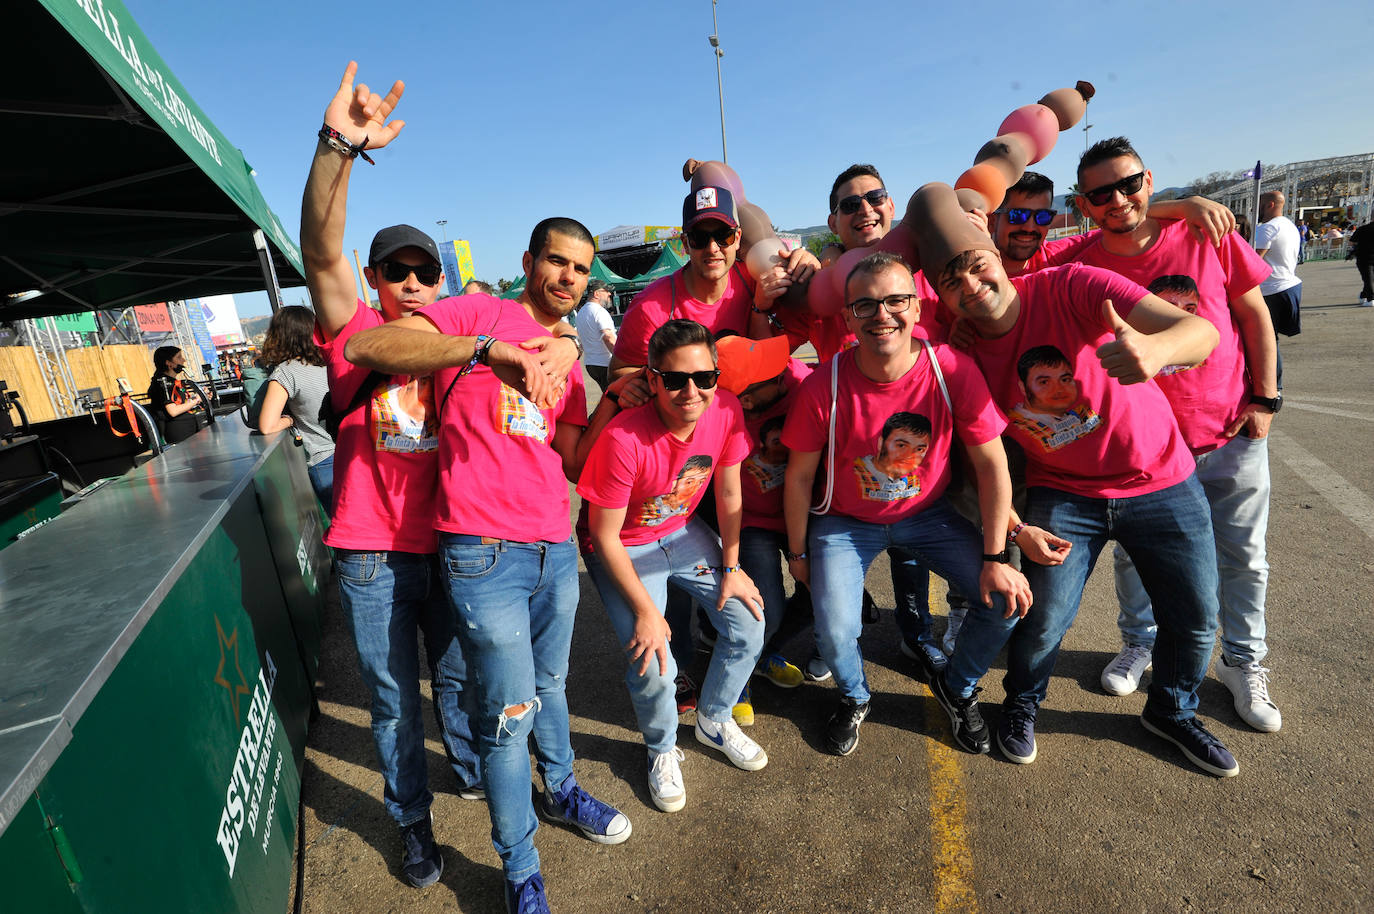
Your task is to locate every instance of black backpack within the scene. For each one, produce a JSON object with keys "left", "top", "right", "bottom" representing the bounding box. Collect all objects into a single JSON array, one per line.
[{"left": 319, "top": 370, "right": 387, "bottom": 441}]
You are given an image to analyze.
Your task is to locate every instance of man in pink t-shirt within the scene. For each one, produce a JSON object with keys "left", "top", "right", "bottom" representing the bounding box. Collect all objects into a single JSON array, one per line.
[
  {"left": 1073, "top": 136, "right": 1282, "bottom": 734},
  {"left": 579, "top": 319, "right": 768, "bottom": 813},
  {"left": 781, "top": 251, "right": 1032, "bottom": 758},
  {"left": 346, "top": 214, "right": 635, "bottom": 909},
  {"left": 926, "top": 221, "right": 1242, "bottom": 779}
]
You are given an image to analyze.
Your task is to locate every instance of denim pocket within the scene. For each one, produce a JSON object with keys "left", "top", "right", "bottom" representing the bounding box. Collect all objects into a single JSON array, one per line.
[
  {"left": 445, "top": 547, "right": 500, "bottom": 579},
  {"left": 336, "top": 551, "right": 381, "bottom": 585}
]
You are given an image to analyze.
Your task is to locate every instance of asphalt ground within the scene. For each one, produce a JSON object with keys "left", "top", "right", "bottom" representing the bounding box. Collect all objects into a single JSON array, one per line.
[{"left": 290, "top": 258, "right": 1373, "bottom": 913}]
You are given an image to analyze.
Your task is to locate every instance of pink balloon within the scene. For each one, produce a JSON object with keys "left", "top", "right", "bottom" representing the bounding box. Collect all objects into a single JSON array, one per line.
[
  {"left": 996, "top": 104, "right": 1060, "bottom": 165},
  {"left": 744, "top": 239, "right": 783, "bottom": 281},
  {"left": 690, "top": 160, "right": 747, "bottom": 203}
]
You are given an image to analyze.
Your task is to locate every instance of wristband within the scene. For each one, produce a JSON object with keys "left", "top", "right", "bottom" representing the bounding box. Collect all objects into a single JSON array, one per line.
[
  {"left": 721, "top": 564, "right": 743, "bottom": 574},
  {"left": 317, "top": 124, "right": 375, "bottom": 165},
  {"left": 982, "top": 550, "right": 1011, "bottom": 564},
  {"left": 604, "top": 390, "right": 620, "bottom": 406},
  {"left": 559, "top": 333, "right": 584, "bottom": 360},
  {"left": 460, "top": 334, "right": 494, "bottom": 376},
  {"left": 785, "top": 551, "right": 807, "bottom": 561},
  {"left": 1008, "top": 522, "right": 1028, "bottom": 544}
]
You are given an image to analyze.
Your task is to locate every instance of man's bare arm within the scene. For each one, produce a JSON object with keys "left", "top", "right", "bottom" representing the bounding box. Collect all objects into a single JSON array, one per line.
[{"left": 1224, "top": 286, "right": 1279, "bottom": 438}]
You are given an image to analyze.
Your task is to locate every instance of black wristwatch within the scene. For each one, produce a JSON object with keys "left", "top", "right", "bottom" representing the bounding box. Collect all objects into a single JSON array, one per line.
[
  {"left": 559, "top": 333, "right": 584, "bottom": 360},
  {"left": 1249, "top": 394, "right": 1282, "bottom": 413},
  {"left": 982, "top": 550, "right": 1011, "bottom": 564}
]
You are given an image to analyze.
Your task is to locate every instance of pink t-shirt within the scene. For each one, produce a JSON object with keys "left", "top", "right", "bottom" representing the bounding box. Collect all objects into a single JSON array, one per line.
[
  {"left": 611, "top": 264, "right": 757, "bottom": 367},
  {"left": 740, "top": 360, "right": 813, "bottom": 532},
  {"left": 781, "top": 344, "right": 1005, "bottom": 524},
  {"left": 969, "top": 264, "right": 1196, "bottom": 498},
  {"left": 778, "top": 270, "right": 946, "bottom": 363},
  {"left": 1073, "top": 220, "right": 1271, "bottom": 454},
  {"left": 1007, "top": 232, "right": 1098, "bottom": 278},
  {"left": 315, "top": 303, "right": 440, "bottom": 553},
  {"left": 418, "top": 294, "right": 588, "bottom": 543},
  {"left": 578, "top": 392, "right": 751, "bottom": 548}
]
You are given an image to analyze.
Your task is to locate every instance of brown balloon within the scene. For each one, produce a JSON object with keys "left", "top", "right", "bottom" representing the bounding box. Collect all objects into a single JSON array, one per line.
[
  {"left": 874, "top": 220, "right": 921, "bottom": 274},
  {"left": 737, "top": 201, "right": 776, "bottom": 251},
  {"left": 682, "top": 158, "right": 703, "bottom": 181},
  {"left": 954, "top": 187, "right": 990, "bottom": 213},
  {"left": 973, "top": 133, "right": 1033, "bottom": 186},
  {"left": 907, "top": 183, "right": 998, "bottom": 283},
  {"left": 689, "top": 160, "right": 747, "bottom": 203},
  {"left": 1038, "top": 88, "right": 1087, "bottom": 132}
]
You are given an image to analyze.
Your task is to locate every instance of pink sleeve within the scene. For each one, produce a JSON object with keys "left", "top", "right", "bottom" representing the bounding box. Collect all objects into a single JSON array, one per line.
[
  {"left": 1217, "top": 231, "right": 1274, "bottom": 300},
  {"left": 1064, "top": 263, "right": 1151, "bottom": 322},
  {"left": 719, "top": 396, "right": 752, "bottom": 467},
  {"left": 576, "top": 425, "right": 639, "bottom": 509},
  {"left": 556, "top": 367, "right": 589, "bottom": 428},
  {"left": 610, "top": 290, "right": 664, "bottom": 367},
  {"left": 319, "top": 303, "right": 381, "bottom": 409},
  {"left": 417, "top": 295, "right": 483, "bottom": 337},
  {"left": 1041, "top": 232, "right": 1098, "bottom": 267},
  {"left": 780, "top": 371, "right": 830, "bottom": 454},
  {"left": 939, "top": 347, "right": 1007, "bottom": 446}
]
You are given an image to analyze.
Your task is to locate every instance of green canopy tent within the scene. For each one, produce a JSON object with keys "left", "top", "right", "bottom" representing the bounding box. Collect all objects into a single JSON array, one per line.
[
  {"left": 631, "top": 244, "right": 688, "bottom": 284},
  {"left": 498, "top": 255, "right": 632, "bottom": 301},
  {"left": 1, "top": 0, "right": 304, "bottom": 321},
  {"left": 499, "top": 276, "right": 526, "bottom": 300}
]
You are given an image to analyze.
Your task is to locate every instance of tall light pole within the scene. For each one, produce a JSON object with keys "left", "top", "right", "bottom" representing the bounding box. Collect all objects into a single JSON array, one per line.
[
  {"left": 435, "top": 219, "right": 448, "bottom": 243},
  {"left": 1083, "top": 122, "right": 1093, "bottom": 150},
  {"left": 709, "top": 0, "right": 727, "bottom": 163}
]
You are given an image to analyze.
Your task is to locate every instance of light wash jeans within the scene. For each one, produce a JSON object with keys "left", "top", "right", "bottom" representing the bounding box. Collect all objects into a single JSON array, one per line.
[
  {"left": 1113, "top": 434, "right": 1270, "bottom": 664},
  {"left": 584, "top": 518, "right": 764, "bottom": 754},
  {"left": 335, "top": 550, "right": 481, "bottom": 827},
  {"left": 439, "top": 533, "right": 579, "bottom": 883}
]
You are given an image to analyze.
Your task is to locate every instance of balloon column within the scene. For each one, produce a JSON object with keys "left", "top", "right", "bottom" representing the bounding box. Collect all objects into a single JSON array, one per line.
[
  {"left": 804, "top": 80, "right": 1095, "bottom": 316},
  {"left": 683, "top": 158, "right": 789, "bottom": 284}
]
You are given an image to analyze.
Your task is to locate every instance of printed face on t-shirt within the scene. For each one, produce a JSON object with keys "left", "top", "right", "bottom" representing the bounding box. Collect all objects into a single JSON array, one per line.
[
  {"left": 637, "top": 457, "right": 714, "bottom": 525},
  {"left": 759, "top": 426, "right": 788, "bottom": 465},
  {"left": 875, "top": 427, "right": 930, "bottom": 477},
  {"left": 1022, "top": 361, "right": 1078, "bottom": 416}
]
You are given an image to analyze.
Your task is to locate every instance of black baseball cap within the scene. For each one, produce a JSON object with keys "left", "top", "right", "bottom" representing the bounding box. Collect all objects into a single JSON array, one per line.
[
  {"left": 368, "top": 224, "right": 441, "bottom": 266},
  {"left": 682, "top": 186, "right": 739, "bottom": 231}
]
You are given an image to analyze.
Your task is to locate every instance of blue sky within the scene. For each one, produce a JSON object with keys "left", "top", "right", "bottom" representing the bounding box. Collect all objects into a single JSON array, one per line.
[{"left": 120, "top": 0, "right": 1374, "bottom": 318}]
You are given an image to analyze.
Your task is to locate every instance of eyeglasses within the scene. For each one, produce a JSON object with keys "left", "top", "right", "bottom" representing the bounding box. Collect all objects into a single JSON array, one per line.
[
  {"left": 846, "top": 293, "right": 915, "bottom": 320},
  {"left": 833, "top": 188, "right": 890, "bottom": 215},
  {"left": 685, "top": 224, "right": 739, "bottom": 249},
  {"left": 1082, "top": 172, "right": 1146, "bottom": 207},
  {"left": 1002, "top": 207, "right": 1058, "bottom": 227},
  {"left": 650, "top": 368, "right": 721, "bottom": 391},
  {"left": 379, "top": 260, "right": 442, "bottom": 286}
]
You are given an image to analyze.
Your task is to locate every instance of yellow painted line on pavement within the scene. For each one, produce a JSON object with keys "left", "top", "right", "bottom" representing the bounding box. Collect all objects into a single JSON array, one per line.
[{"left": 925, "top": 688, "right": 980, "bottom": 914}]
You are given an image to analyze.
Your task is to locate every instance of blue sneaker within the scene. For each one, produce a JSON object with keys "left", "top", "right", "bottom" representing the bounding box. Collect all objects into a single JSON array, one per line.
[
  {"left": 997, "top": 701, "right": 1038, "bottom": 764},
  {"left": 398, "top": 813, "right": 442, "bottom": 888},
  {"left": 505, "top": 871, "right": 551, "bottom": 914},
  {"left": 1140, "top": 710, "right": 1239, "bottom": 778},
  {"left": 540, "top": 775, "right": 632, "bottom": 845},
  {"left": 900, "top": 638, "right": 948, "bottom": 683}
]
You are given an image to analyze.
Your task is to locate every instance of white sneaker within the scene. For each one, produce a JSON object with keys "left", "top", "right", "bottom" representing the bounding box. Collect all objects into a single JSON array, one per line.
[
  {"left": 1215, "top": 656, "right": 1282, "bottom": 732},
  {"left": 942, "top": 603, "right": 968, "bottom": 656},
  {"left": 1101, "top": 644, "right": 1153, "bottom": 695},
  {"left": 1361, "top": 298, "right": 1374, "bottom": 308},
  {"left": 647, "top": 748, "right": 686, "bottom": 812},
  {"left": 695, "top": 715, "right": 768, "bottom": 771}
]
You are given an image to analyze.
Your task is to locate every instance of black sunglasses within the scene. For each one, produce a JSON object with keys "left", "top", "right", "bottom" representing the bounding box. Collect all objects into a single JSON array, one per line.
[
  {"left": 847, "top": 293, "right": 915, "bottom": 320},
  {"left": 379, "top": 260, "right": 442, "bottom": 286},
  {"left": 833, "top": 188, "right": 890, "bottom": 215},
  {"left": 685, "top": 224, "right": 739, "bottom": 249},
  {"left": 651, "top": 368, "right": 721, "bottom": 391},
  {"left": 1082, "top": 172, "right": 1145, "bottom": 207},
  {"left": 1003, "top": 207, "right": 1058, "bottom": 227}
]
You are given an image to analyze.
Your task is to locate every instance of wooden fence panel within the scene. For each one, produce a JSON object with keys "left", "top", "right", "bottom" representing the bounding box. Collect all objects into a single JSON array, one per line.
[
  {"left": 0, "top": 348, "right": 57, "bottom": 423},
  {"left": 0, "top": 345, "right": 156, "bottom": 423}
]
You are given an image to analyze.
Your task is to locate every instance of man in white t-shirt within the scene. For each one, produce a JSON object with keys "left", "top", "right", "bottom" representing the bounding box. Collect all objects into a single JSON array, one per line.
[
  {"left": 576, "top": 279, "right": 617, "bottom": 390},
  {"left": 1254, "top": 191, "right": 1300, "bottom": 385}
]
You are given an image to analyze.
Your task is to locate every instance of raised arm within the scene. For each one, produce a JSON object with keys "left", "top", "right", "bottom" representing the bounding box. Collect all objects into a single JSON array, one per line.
[
  {"left": 302, "top": 62, "right": 407, "bottom": 341},
  {"left": 1148, "top": 196, "right": 1236, "bottom": 247}
]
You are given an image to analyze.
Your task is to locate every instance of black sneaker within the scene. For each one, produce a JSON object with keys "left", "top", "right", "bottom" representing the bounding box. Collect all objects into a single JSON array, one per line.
[
  {"left": 824, "top": 697, "right": 871, "bottom": 756},
  {"left": 928, "top": 673, "right": 991, "bottom": 754},
  {"left": 900, "top": 638, "right": 949, "bottom": 684},
  {"left": 1140, "top": 710, "right": 1240, "bottom": 778},
  {"left": 399, "top": 814, "right": 443, "bottom": 888},
  {"left": 997, "top": 701, "right": 1038, "bottom": 764}
]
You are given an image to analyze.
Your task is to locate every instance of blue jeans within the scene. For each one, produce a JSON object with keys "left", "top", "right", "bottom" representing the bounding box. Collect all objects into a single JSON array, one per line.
[
  {"left": 1113, "top": 435, "right": 1270, "bottom": 664},
  {"left": 584, "top": 519, "right": 764, "bottom": 754},
  {"left": 335, "top": 550, "right": 481, "bottom": 828},
  {"left": 810, "top": 499, "right": 1002, "bottom": 705},
  {"left": 946, "top": 476, "right": 1219, "bottom": 722},
  {"left": 892, "top": 553, "right": 938, "bottom": 649},
  {"left": 307, "top": 455, "right": 334, "bottom": 515},
  {"left": 439, "top": 533, "right": 579, "bottom": 883}
]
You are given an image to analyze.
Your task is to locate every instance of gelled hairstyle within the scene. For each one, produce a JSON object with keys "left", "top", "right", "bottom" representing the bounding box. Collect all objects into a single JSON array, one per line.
[{"left": 648, "top": 319, "right": 716, "bottom": 369}]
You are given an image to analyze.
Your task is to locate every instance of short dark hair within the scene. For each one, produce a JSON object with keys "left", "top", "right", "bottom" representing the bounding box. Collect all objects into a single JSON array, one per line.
[
  {"left": 759, "top": 414, "right": 786, "bottom": 444},
  {"left": 881, "top": 411, "right": 932, "bottom": 442},
  {"left": 1146, "top": 274, "right": 1199, "bottom": 298},
  {"left": 939, "top": 250, "right": 985, "bottom": 285},
  {"left": 648, "top": 319, "right": 715, "bottom": 369},
  {"left": 844, "top": 250, "right": 912, "bottom": 300},
  {"left": 1009, "top": 171, "right": 1054, "bottom": 199},
  {"left": 583, "top": 279, "right": 610, "bottom": 303},
  {"left": 463, "top": 279, "right": 495, "bottom": 295},
  {"left": 681, "top": 454, "right": 714, "bottom": 474},
  {"left": 1078, "top": 137, "right": 1143, "bottom": 182},
  {"left": 528, "top": 217, "right": 594, "bottom": 258},
  {"left": 152, "top": 345, "right": 182, "bottom": 373},
  {"left": 1016, "top": 345, "right": 1071, "bottom": 384},
  {"left": 829, "top": 164, "right": 885, "bottom": 213}
]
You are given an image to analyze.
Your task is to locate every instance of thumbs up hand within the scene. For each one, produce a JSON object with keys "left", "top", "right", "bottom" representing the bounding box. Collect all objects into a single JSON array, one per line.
[{"left": 1094, "top": 299, "right": 1159, "bottom": 384}]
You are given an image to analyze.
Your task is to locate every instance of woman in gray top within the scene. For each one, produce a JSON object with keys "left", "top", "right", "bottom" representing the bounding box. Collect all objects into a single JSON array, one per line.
[{"left": 257, "top": 305, "right": 336, "bottom": 511}]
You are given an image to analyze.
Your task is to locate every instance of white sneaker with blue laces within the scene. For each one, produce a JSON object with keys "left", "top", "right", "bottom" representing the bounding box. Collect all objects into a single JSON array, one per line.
[{"left": 695, "top": 714, "right": 768, "bottom": 770}]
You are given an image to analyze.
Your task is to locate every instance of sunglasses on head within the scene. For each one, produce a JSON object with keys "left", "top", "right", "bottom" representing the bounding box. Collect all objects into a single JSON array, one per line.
[
  {"left": 833, "top": 188, "right": 890, "bottom": 215},
  {"left": 1082, "top": 172, "right": 1146, "bottom": 207},
  {"left": 846, "top": 293, "right": 915, "bottom": 320},
  {"left": 379, "top": 260, "right": 442, "bottom": 286},
  {"left": 1003, "top": 207, "right": 1058, "bottom": 227},
  {"left": 651, "top": 368, "right": 721, "bottom": 391},
  {"left": 685, "top": 224, "right": 738, "bottom": 249}
]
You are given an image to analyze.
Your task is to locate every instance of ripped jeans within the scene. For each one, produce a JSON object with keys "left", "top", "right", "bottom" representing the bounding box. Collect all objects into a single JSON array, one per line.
[{"left": 440, "top": 533, "right": 579, "bottom": 884}]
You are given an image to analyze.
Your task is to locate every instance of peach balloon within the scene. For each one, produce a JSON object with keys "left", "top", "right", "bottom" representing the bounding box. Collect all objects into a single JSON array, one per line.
[
  {"left": 690, "top": 160, "right": 747, "bottom": 202},
  {"left": 973, "top": 132, "right": 1034, "bottom": 186},
  {"left": 954, "top": 162, "right": 1007, "bottom": 213},
  {"left": 996, "top": 104, "right": 1060, "bottom": 164},
  {"left": 744, "top": 239, "right": 783, "bottom": 281}
]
